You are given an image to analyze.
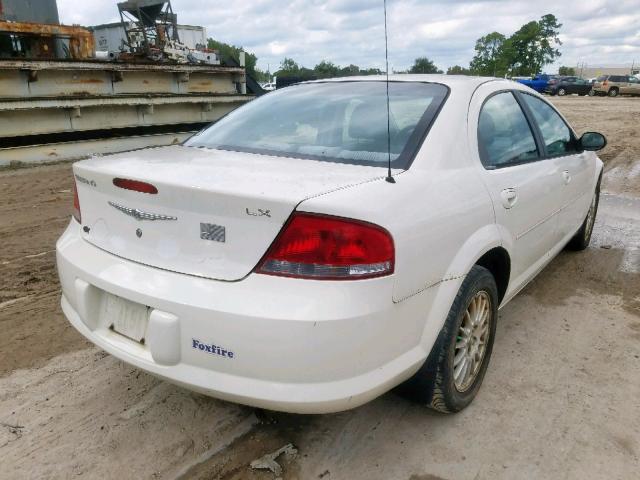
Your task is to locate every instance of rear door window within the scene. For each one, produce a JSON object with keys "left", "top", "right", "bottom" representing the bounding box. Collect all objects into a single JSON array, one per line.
[
  {"left": 477, "top": 92, "right": 539, "bottom": 168},
  {"left": 520, "top": 94, "right": 577, "bottom": 157}
]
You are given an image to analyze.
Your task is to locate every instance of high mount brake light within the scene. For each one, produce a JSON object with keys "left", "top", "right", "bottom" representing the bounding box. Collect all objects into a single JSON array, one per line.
[
  {"left": 72, "top": 178, "right": 81, "bottom": 223},
  {"left": 113, "top": 178, "right": 158, "bottom": 194},
  {"left": 256, "top": 212, "right": 394, "bottom": 280}
]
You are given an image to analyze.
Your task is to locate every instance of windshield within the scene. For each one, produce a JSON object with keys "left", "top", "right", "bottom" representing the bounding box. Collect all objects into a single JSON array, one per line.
[{"left": 186, "top": 81, "right": 449, "bottom": 169}]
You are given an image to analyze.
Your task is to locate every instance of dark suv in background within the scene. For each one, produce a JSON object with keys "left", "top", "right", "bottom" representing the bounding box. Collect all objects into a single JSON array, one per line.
[
  {"left": 546, "top": 76, "right": 593, "bottom": 96},
  {"left": 592, "top": 75, "right": 640, "bottom": 97}
]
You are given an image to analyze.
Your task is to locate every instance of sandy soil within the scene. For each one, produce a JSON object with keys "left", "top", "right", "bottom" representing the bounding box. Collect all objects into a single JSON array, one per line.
[
  {"left": 0, "top": 164, "right": 89, "bottom": 376},
  {"left": 551, "top": 96, "right": 640, "bottom": 198},
  {"left": 0, "top": 96, "right": 639, "bottom": 480}
]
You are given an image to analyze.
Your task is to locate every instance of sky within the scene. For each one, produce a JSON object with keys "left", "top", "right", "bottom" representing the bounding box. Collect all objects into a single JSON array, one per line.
[{"left": 58, "top": 0, "right": 640, "bottom": 74}]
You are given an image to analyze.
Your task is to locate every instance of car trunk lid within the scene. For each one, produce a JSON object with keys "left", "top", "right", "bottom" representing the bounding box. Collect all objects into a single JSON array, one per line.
[{"left": 73, "top": 145, "right": 386, "bottom": 281}]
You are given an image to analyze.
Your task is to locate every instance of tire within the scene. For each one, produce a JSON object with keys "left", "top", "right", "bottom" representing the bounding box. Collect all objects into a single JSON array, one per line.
[
  {"left": 567, "top": 179, "right": 600, "bottom": 251},
  {"left": 398, "top": 265, "right": 498, "bottom": 413},
  {"left": 557, "top": 87, "right": 566, "bottom": 96},
  {"left": 608, "top": 88, "right": 619, "bottom": 97},
  {"left": 588, "top": 89, "right": 595, "bottom": 96}
]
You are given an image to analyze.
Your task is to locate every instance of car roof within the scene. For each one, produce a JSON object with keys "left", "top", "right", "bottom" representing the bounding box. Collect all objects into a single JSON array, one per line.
[{"left": 304, "top": 74, "right": 500, "bottom": 95}]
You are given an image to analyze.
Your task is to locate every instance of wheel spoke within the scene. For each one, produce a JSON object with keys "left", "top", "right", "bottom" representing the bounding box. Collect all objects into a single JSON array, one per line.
[
  {"left": 454, "top": 354, "right": 467, "bottom": 380},
  {"left": 463, "top": 310, "right": 471, "bottom": 327},
  {"left": 454, "top": 348, "right": 466, "bottom": 366},
  {"left": 479, "top": 316, "right": 489, "bottom": 334},
  {"left": 456, "top": 355, "right": 470, "bottom": 383}
]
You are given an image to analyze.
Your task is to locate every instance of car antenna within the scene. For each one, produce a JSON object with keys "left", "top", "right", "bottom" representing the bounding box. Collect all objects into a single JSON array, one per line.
[{"left": 383, "top": 0, "right": 395, "bottom": 184}]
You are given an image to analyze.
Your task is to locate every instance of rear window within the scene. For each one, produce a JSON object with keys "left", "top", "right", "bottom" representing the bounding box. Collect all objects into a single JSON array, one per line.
[
  {"left": 596, "top": 75, "right": 608, "bottom": 81},
  {"left": 186, "top": 81, "right": 449, "bottom": 169}
]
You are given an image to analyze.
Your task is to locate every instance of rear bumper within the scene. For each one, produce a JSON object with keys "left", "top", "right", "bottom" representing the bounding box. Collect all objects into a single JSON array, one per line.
[{"left": 56, "top": 220, "right": 431, "bottom": 413}]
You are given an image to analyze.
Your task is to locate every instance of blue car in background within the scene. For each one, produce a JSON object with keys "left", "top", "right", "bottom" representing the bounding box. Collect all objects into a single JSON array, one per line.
[{"left": 514, "top": 74, "right": 558, "bottom": 93}]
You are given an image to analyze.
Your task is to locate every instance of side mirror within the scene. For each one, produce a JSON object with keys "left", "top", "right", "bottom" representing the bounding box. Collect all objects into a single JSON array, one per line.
[{"left": 579, "top": 132, "right": 607, "bottom": 151}]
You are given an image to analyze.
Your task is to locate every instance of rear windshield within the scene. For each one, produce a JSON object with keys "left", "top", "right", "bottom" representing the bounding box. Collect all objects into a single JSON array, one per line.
[
  {"left": 596, "top": 75, "right": 608, "bottom": 81},
  {"left": 186, "top": 81, "right": 449, "bottom": 169}
]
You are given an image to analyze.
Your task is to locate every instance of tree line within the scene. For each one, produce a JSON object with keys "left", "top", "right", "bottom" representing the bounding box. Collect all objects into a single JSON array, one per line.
[{"left": 209, "top": 13, "right": 571, "bottom": 82}]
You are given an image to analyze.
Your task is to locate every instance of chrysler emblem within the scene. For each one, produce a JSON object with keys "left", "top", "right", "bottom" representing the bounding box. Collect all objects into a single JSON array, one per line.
[{"left": 108, "top": 201, "right": 177, "bottom": 221}]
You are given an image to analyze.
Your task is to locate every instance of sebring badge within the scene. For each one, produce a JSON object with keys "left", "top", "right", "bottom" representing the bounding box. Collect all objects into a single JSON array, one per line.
[{"left": 108, "top": 201, "right": 177, "bottom": 221}]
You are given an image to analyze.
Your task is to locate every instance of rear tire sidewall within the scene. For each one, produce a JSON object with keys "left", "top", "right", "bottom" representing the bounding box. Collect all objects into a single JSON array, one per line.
[
  {"left": 558, "top": 88, "right": 566, "bottom": 96},
  {"left": 567, "top": 178, "right": 601, "bottom": 250},
  {"left": 583, "top": 186, "right": 600, "bottom": 244},
  {"left": 439, "top": 267, "right": 498, "bottom": 411},
  {"left": 397, "top": 267, "right": 501, "bottom": 413}
]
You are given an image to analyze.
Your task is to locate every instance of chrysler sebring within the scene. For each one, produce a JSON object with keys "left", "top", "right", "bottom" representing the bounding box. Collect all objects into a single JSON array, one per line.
[{"left": 56, "top": 75, "right": 606, "bottom": 413}]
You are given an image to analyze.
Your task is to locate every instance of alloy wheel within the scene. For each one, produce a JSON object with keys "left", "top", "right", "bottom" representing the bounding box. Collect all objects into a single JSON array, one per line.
[{"left": 454, "top": 291, "right": 492, "bottom": 392}]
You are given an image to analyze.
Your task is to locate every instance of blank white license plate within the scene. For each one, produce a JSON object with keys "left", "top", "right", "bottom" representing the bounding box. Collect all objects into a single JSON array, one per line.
[{"left": 103, "top": 293, "right": 149, "bottom": 343}]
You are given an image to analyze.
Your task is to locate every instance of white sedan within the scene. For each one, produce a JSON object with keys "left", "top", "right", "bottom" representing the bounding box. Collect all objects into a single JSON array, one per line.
[{"left": 57, "top": 75, "right": 606, "bottom": 414}]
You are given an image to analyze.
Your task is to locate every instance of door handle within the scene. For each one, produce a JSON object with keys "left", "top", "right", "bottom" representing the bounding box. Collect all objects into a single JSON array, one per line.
[
  {"left": 500, "top": 188, "right": 518, "bottom": 209},
  {"left": 562, "top": 170, "right": 571, "bottom": 184}
]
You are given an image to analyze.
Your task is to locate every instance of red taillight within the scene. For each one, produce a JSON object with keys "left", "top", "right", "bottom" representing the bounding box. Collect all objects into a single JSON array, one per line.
[
  {"left": 113, "top": 178, "right": 158, "bottom": 194},
  {"left": 256, "top": 212, "right": 394, "bottom": 280},
  {"left": 72, "top": 178, "right": 81, "bottom": 223},
  {"left": 603, "top": 80, "right": 608, "bottom": 87}
]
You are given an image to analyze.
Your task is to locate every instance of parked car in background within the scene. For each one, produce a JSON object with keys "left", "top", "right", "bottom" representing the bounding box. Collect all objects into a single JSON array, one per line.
[
  {"left": 591, "top": 75, "right": 640, "bottom": 97},
  {"left": 514, "top": 74, "right": 557, "bottom": 93},
  {"left": 546, "top": 76, "right": 593, "bottom": 96},
  {"left": 57, "top": 76, "right": 606, "bottom": 414}
]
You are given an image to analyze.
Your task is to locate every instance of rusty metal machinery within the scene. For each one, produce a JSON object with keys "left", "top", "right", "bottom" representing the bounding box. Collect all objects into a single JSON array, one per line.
[
  {"left": 118, "top": 0, "right": 190, "bottom": 62},
  {"left": 0, "top": 20, "right": 94, "bottom": 59}
]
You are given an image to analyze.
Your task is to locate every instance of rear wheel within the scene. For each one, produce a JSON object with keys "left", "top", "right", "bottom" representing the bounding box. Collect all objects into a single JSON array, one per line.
[
  {"left": 608, "top": 88, "right": 619, "bottom": 97},
  {"left": 557, "top": 87, "right": 566, "bottom": 96},
  {"left": 398, "top": 266, "right": 498, "bottom": 413},
  {"left": 567, "top": 181, "right": 600, "bottom": 250}
]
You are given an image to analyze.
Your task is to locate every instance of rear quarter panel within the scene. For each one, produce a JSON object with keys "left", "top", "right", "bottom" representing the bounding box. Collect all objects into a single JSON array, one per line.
[{"left": 299, "top": 87, "right": 498, "bottom": 304}]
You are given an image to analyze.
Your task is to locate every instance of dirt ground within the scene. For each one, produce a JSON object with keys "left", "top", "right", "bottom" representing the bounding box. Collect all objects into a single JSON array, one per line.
[{"left": 0, "top": 96, "right": 639, "bottom": 480}]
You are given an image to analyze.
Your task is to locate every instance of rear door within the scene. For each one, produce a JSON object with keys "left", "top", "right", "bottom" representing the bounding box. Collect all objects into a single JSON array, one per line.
[
  {"left": 470, "top": 87, "right": 564, "bottom": 287},
  {"left": 574, "top": 78, "right": 590, "bottom": 95},
  {"left": 517, "top": 92, "right": 594, "bottom": 241},
  {"left": 564, "top": 77, "right": 577, "bottom": 94}
]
